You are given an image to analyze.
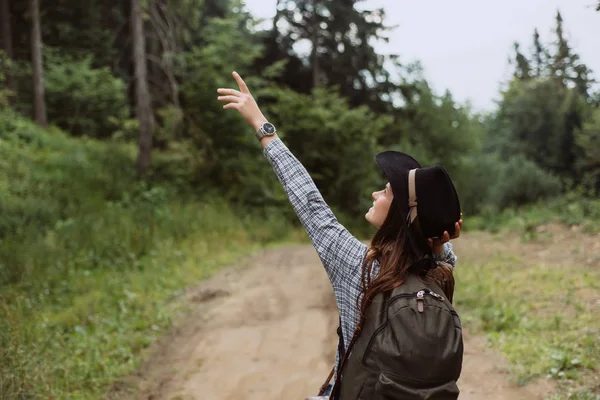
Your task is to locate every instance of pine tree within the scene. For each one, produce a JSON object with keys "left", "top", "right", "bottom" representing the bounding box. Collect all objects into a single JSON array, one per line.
[
  {"left": 513, "top": 42, "right": 531, "bottom": 80},
  {"left": 548, "top": 10, "right": 594, "bottom": 98},
  {"left": 531, "top": 28, "right": 546, "bottom": 77},
  {"left": 551, "top": 11, "right": 571, "bottom": 86},
  {"left": 267, "top": 0, "right": 396, "bottom": 110}
]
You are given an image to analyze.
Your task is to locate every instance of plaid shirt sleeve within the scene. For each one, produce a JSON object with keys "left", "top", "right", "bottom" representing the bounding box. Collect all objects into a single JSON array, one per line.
[
  {"left": 263, "top": 138, "right": 368, "bottom": 286},
  {"left": 263, "top": 138, "right": 457, "bottom": 271},
  {"left": 439, "top": 242, "right": 457, "bottom": 266}
]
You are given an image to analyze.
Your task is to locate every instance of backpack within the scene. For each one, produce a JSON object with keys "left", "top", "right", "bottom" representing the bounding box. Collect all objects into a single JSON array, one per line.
[{"left": 334, "top": 273, "right": 463, "bottom": 400}]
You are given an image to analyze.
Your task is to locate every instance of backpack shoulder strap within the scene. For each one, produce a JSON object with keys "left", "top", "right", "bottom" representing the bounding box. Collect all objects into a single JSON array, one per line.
[{"left": 318, "top": 315, "right": 345, "bottom": 396}]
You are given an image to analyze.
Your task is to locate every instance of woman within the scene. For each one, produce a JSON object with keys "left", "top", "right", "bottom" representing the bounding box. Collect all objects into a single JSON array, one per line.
[{"left": 217, "top": 72, "right": 463, "bottom": 399}]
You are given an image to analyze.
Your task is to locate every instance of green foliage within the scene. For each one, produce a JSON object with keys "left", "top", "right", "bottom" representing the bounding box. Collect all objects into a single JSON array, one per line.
[
  {"left": 495, "top": 79, "right": 574, "bottom": 174},
  {"left": 466, "top": 189, "right": 600, "bottom": 234},
  {"left": 272, "top": 0, "right": 396, "bottom": 110},
  {"left": 489, "top": 154, "right": 562, "bottom": 209},
  {"left": 499, "top": 12, "right": 598, "bottom": 192},
  {"left": 454, "top": 152, "right": 504, "bottom": 215},
  {"left": 401, "top": 84, "right": 484, "bottom": 173},
  {"left": 265, "top": 87, "right": 392, "bottom": 215},
  {"left": 179, "top": 8, "right": 268, "bottom": 195},
  {"left": 0, "top": 110, "right": 135, "bottom": 243},
  {"left": 44, "top": 50, "right": 131, "bottom": 138},
  {"left": 574, "top": 107, "right": 600, "bottom": 189},
  {"left": 6, "top": 0, "right": 599, "bottom": 218}
]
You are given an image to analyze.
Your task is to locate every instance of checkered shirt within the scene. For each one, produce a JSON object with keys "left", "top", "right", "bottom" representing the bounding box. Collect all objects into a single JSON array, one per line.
[{"left": 263, "top": 138, "right": 457, "bottom": 381}]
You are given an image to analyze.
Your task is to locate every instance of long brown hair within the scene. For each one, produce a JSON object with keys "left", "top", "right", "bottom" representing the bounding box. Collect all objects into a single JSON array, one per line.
[{"left": 356, "top": 199, "right": 455, "bottom": 336}]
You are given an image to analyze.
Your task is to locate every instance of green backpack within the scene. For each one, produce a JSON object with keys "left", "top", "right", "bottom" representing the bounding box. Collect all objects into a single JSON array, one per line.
[{"left": 334, "top": 273, "right": 463, "bottom": 400}]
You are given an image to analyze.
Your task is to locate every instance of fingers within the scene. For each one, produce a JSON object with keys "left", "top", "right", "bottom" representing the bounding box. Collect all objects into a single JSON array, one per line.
[
  {"left": 428, "top": 231, "right": 449, "bottom": 246},
  {"left": 217, "top": 88, "right": 243, "bottom": 96},
  {"left": 451, "top": 223, "right": 460, "bottom": 239},
  {"left": 233, "top": 71, "right": 250, "bottom": 94},
  {"left": 223, "top": 103, "right": 239, "bottom": 110},
  {"left": 217, "top": 95, "right": 241, "bottom": 103},
  {"left": 429, "top": 217, "right": 464, "bottom": 246},
  {"left": 444, "top": 231, "right": 450, "bottom": 242},
  {"left": 454, "top": 219, "right": 463, "bottom": 238}
]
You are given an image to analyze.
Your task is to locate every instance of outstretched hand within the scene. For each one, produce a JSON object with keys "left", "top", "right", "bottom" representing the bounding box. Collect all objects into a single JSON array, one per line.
[
  {"left": 217, "top": 72, "right": 267, "bottom": 131},
  {"left": 428, "top": 215, "right": 463, "bottom": 256}
]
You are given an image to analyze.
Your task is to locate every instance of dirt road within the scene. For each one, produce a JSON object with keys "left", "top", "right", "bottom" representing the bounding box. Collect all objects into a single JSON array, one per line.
[{"left": 114, "top": 234, "right": 561, "bottom": 400}]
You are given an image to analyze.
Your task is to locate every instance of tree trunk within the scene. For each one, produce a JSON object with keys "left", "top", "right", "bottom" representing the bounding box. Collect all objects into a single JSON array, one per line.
[
  {"left": 310, "top": 0, "right": 320, "bottom": 89},
  {"left": 30, "top": 0, "right": 47, "bottom": 126},
  {"left": 131, "top": 0, "right": 153, "bottom": 175},
  {"left": 311, "top": 31, "right": 320, "bottom": 89},
  {"left": 1, "top": 0, "right": 13, "bottom": 59},
  {"left": 1, "top": 0, "right": 14, "bottom": 102}
]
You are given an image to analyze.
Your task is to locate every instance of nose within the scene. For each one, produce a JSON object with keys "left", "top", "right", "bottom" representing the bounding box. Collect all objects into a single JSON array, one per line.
[{"left": 372, "top": 191, "right": 379, "bottom": 200}]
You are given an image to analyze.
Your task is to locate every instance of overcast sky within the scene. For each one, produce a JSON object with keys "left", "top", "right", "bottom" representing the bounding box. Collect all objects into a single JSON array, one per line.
[{"left": 243, "top": 0, "right": 600, "bottom": 112}]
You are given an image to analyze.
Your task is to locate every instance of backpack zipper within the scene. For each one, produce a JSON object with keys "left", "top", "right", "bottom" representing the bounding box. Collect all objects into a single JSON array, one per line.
[
  {"left": 388, "top": 289, "right": 445, "bottom": 309},
  {"left": 362, "top": 289, "right": 446, "bottom": 364},
  {"left": 362, "top": 320, "right": 389, "bottom": 365},
  {"left": 417, "top": 290, "right": 425, "bottom": 313}
]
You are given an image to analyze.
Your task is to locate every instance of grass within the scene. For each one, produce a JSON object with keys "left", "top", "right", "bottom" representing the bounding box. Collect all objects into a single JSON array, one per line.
[
  {"left": 465, "top": 192, "right": 600, "bottom": 235},
  {"left": 455, "top": 236, "right": 600, "bottom": 398},
  {"left": 1, "top": 202, "right": 302, "bottom": 399}
]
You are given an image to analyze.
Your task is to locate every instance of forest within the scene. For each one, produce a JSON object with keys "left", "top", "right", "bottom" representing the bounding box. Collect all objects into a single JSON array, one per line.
[{"left": 1, "top": 0, "right": 599, "bottom": 398}]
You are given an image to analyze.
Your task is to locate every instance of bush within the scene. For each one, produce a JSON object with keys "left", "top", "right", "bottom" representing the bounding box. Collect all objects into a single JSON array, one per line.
[
  {"left": 452, "top": 152, "right": 504, "bottom": 215},
  {"left": 44, "top": 49, "right": 130, "bottom": 138},
  {"left": 0, "top": 110, "right": 136, "bottom": 283},
  {"left": 490, "top": 154, "right": 562, "bottom": 209},
  {"left": 575, "top": 107, "right": 600, "bottom": 191}
]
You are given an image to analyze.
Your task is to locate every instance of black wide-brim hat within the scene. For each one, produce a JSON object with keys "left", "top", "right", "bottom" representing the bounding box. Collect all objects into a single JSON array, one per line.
[{"left": 375, "top": 151, "right": 461, "bottom": 240}]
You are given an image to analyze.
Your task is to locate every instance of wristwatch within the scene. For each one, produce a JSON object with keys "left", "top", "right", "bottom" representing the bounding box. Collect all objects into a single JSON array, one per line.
[{"left": 255, "top": 122, "right": 277, "bottom": 141}]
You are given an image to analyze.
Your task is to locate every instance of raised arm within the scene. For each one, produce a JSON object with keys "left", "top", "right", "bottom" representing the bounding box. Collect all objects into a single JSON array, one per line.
[{"left": 217, "top": 72, "right": 366, "bottom": 285}]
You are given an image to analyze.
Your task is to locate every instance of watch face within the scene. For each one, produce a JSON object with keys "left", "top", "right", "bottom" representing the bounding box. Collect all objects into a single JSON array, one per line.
[{"left": 263, "top": 123, "right": 276, "bottom": 134}]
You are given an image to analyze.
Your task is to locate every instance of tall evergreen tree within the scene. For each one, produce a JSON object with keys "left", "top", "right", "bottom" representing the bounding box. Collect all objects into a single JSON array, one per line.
[
  {"left": 550, "top": 11, "right": 572, "bottom": 87},
  {"left": 512, "top": 42, "right": 531, "bottom": 80},
  {"left": 531, "top": 28, "right": 546, "bottom": 77},
  {"left": 549, "top": 11, "right": 594, "bottom": 98},
  {"left": 266, "top": 0, "right": 397, "bottom": 110}
]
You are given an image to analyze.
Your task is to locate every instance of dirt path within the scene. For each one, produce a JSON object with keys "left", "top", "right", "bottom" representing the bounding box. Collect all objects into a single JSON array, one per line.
[{"left": 115, "top": 237, "right": 561, "bottom": 400}]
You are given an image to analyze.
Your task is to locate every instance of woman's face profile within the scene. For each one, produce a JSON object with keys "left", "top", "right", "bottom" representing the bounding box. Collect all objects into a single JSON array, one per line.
[{"left": 365, "top": 182, "right": 394, "bottom": 229}]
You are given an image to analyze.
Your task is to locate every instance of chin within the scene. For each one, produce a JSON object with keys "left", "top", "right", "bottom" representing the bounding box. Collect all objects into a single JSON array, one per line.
[{"left": 365, "top": 212, "right": 377, "bottom": 228}]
